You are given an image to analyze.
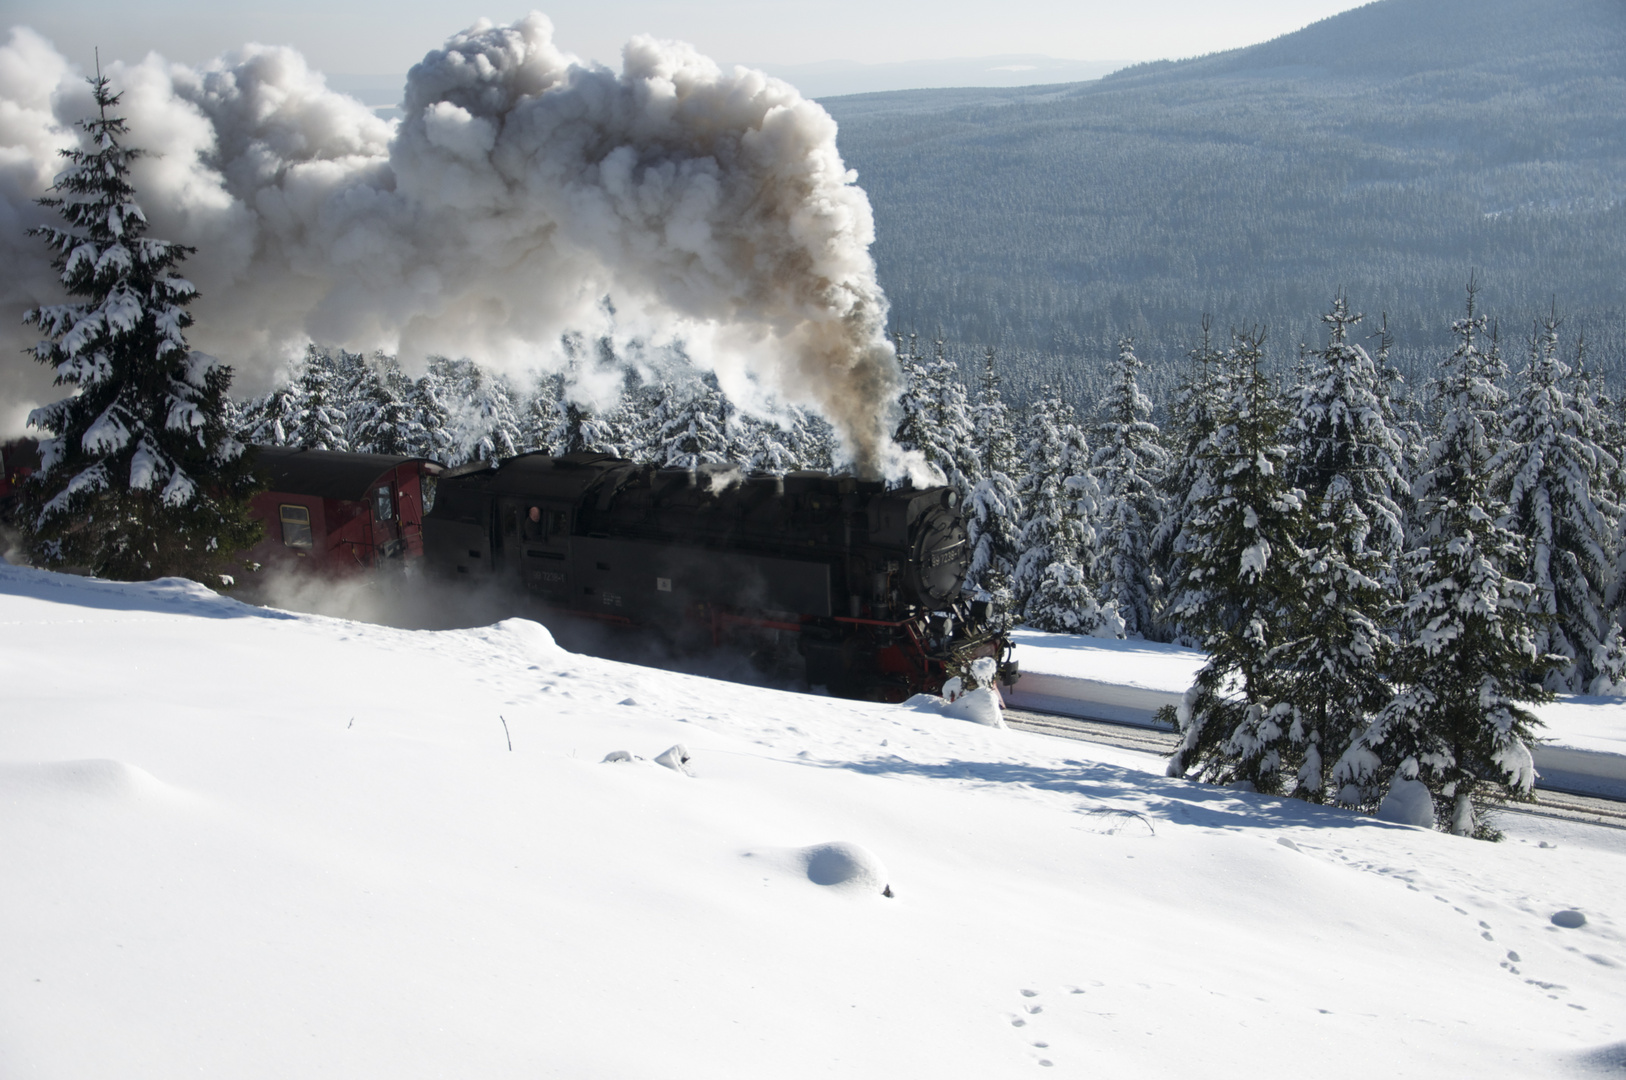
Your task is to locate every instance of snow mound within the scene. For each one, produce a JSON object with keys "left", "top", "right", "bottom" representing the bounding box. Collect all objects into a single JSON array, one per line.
[
  {"left": 1377, "top": 778, "right": 1436, "bottom": 828},
  {"left": 489, "top": 618, "right": 562, "bottom": 660},
  {"left": 654, "top": 745, "right": 693, "bottom": 775},
  {"left": 0, "top": 759, "right": 185, "bottom": 803},
  {"left": 902, "top": 688, "right": 1006, "bottom": 728}
]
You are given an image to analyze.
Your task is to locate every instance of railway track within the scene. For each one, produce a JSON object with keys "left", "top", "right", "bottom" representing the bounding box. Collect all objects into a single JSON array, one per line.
[{"left": 1003, "top": 706, "right": 1626, "bottom": 832}]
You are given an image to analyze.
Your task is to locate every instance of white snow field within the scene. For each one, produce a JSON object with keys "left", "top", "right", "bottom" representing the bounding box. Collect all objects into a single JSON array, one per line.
[{"left": 3, "top": 563, "right": 1625, "bottom": 1079}]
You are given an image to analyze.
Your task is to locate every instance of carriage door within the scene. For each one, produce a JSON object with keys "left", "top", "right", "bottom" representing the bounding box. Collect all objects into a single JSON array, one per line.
[{"left": 372, "top": 481, "right": 403, "bottom": 560}]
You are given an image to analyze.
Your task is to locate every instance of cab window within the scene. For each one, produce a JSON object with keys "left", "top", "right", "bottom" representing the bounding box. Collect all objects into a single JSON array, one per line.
[
  {"left": 523, "top": 507, "right": 568, "bottom": 542},
  {"left": 279, "top": 505, "right": 314, "bottom": 549},
  {"left": 373, "top": 485, "right": 395, "bottom": 522}
]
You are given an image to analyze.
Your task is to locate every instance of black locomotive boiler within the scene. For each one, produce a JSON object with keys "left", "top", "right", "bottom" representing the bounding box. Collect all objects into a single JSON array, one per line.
[{"left": 421, "top": 451, "right": 1016, "bottom": 700}]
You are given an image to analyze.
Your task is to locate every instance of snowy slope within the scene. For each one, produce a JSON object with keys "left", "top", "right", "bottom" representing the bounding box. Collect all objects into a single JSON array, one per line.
[{"left": 3, "top": 563, "right": 1624, "bottom": 1079}]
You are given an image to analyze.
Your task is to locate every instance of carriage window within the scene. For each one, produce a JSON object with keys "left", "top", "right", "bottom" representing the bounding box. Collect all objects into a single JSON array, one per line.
[
  {"left": 279, "top": 505, "right": 313, "bottom": 549},
  {"left": 374, "top": 485, "right": 395, "bottom": 522}
]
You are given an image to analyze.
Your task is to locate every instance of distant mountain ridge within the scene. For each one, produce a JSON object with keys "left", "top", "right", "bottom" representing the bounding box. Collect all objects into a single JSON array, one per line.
[
  {"left": 747, "top": 55, "right": 1123, "bottom": 99},
  {"left": 823, "top": 0, "right": 1626, "bottom": 393}
]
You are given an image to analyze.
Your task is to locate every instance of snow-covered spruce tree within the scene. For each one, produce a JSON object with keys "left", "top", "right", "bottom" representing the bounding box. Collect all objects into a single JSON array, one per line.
[
  {"left": 1369, "top": 312, "right": 1424, "bottom": 535},
  {"left": 1575, "top": 338, "right": 1626, "bottom": 647},
  {"left": 288, "top": 346, "right": 350, "bottom": 451},
  {"left": 550, "top": 395, "right": 632, "bottom": 458},
  {"left": 346, "top": 354, "right": 422, "bottom": 457},
  {"left": 1012, "top": 387, "right": 1119, "bottom": 635},
  {"left": 1287, "top": 297, "right": 1407, "bottom": 572},
  {"left": 242, "top": 384, "right": 303, "bottom": 447},
  {"left": 1492, "top": 310, "right": 1625, "bottom": 694},
  {"left": 649, "top": 374, "right": 734, "bottom": 469},
  {"left": 1335, "top": 289, "right": 1556, "bottom": 837},
  {"left": 784, "top": 407, "right": 836, "bottom": 472},
  {"left": 21, "top": 73, "right": 257, "bottom": 581},
  {"left": 965, "top": 348, "right": 1023, "bottom": 620},
  {"left": 1151, "top": 318, "right": 1232, "bottom": 644},
  {"left": 1268, "top": 300, "right": 1409, "bottom": 800},
  {"left": 407, "top": 364, "right": 459, "bottom": 463},
  {"left": 519, "top": 373, "right": 562, "bottom": 453},
  {"left": 737, "top": 411, "right": 801, "bottom": 476},
  {"left": 1164, "top": 330, "right": 1309, "bottom": 792},
  {"left": 892, "top": 334, "right": 978, "bottom": 496},
  {"left": 433, "top": 358, "right": 521, "bottom": 464},
  {"left": 1090, "top": 337, "right": 1168, "bottom": 638}
]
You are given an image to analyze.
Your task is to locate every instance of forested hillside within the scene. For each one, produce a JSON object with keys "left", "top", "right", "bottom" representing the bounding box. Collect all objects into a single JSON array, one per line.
[{"left": 825, "top": 0, "right": 1626, "bottom": 392}]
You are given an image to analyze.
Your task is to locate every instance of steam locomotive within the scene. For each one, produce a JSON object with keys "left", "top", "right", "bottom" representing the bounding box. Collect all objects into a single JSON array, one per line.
[{"left": 421, "top": 451, "right": 1017, "bottom": 701}]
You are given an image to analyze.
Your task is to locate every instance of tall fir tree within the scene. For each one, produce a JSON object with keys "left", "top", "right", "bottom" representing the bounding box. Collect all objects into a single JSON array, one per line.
[
  {"left": 892, "top": 334, "right": 978, "bottom": 496},
  {"left": 1012, "top": 387, "right": 1119, "bottom": 635},
  {"left": 243, "top": 385, "right": 304, "bottom": 447},
  {"left": 1287, "top": 297, "right": 1408, "bottom": 571},
  {"left": 520, "top": 373, "right": 563, "bottom": 453},
  {"left": 407, "top": 364, "right": 459, "bottom": 463},
  {"left": 1273, "top": 300, "right": 1406, "bottom": 800},
  {"left": 290, "top": 346, "right": 350, "bottom": 451},
  {"left": 1152, "top": 318, "right": 1232, "bottom": 644},
  {"left": 1165, "top": 330, "right": 1310, "bottom": 792},
  {"left": 1090, "top": 337, "right": 1168, "bottom": 638},
  {"left": 649, "top": 374, "right": 734, "bottom": 468},
  {"left": 1335, "top": 287, "right": 1555, "bottom": 837},
  {"left": 346, "top": 354, "right": 421, "bottom": 457},
  {"left": 1492, "top": 309, "right": 1625, "bottom": 694},
  {"left": 966, "top": 348, "right": 1022, "bottom": 616},
  {"left": 434, "top": 358, "right": 521, "bottom": 463},
  {"left": 21, "top": 71, "right": 258, "bottom": 581}
]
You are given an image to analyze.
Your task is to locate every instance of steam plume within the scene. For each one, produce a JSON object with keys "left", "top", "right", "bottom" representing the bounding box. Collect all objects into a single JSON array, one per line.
[{"left": 0, "top": 15, "right": 905, "bottom": 474}]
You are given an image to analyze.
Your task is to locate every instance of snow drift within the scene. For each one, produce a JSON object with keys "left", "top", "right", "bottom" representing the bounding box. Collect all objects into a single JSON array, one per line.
[{"left": 0, "top": 14, "right": 903, "bottom": 472}]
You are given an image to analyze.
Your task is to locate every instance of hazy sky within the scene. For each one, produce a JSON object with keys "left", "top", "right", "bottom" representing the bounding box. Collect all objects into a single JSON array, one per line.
[{"left": 1, "top": 0, "right": 1363, "bottom": 76}]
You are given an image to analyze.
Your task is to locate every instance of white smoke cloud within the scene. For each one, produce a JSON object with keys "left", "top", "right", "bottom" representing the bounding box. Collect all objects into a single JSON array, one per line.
[{"left": 0, "top": 14, "right": 905, "bottom": 473}]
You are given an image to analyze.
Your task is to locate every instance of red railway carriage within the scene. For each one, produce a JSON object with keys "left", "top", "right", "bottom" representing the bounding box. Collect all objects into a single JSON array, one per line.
[{"left": 246, "top": 447, "right": 443, "bottom": 574}]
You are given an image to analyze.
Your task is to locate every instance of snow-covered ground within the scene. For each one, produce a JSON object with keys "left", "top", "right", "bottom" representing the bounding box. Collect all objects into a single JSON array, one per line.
[
  {"left": 4, "top": 563, "right": 1625, "bottom": 1078},
  {"left": 1010, "top": 628, "right": 1207, "bottom": 695}
]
